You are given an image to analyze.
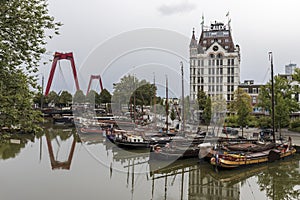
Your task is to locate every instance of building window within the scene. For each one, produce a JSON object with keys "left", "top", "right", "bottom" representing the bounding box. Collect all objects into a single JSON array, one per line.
[
  {"left": 216, "top": 60, "right": 219, "bottom": 66},
  {"left": 225, "top": 46, "right": 229, "bottom": 49},
  {"left": 231, "top": 85, "right": 234, "bottom": 92},
  {"left": 227, "top": 59, "right": 230, "bottom": 66},
  {"left": 225, "top": 39, "right": 229, "bottom": 42},
  {"left": 198, "top": 60, "right": 200, "bottom": 66},
  {"left": 227, "top": 86, "right": 230, "bottom": 92},
  {"left": 212, "top": 86, "right": 214, "bottom": 92},
  {"left": 208, "top": 86, "right": 211, "bottom": 92},
  {"left": 201, "top": 60, "right": 204, "bottom": 67},
  {"left": 203, "top": 40, "right": 207, "bottom": 44},
  {"left": 227, "top": 67, "right": 230, "bottom": 74},
  {"left": 220, "top": 77, "right": 223, "bottom": 83},
  {"left": 201, "top": 68, "right": 204, "bottom": 74},
  {"left": 208, "top": 68, "right": 211, "bottom": 75},
  {"left": 253, "top": 88, "right": 257, "bottom": 93},
  {"left": 216, "top": 85, "right": 219, "bottom": 92},
  {"left": 227, "top": 94, "right": 230, "bottom": 101},
  {"left": 201, "top": 77, "right": 204, "bottom": 84},
  {"left": 208, "top": 77, "right": 211, "bottom": 83},
  {"left": 220, "top": 86, "right": 223, "bottom": 92},
  {"left": 227, "top": 76, "right": 230, "bottom": 83},
  {"left": 231, "top": 59, "right": 234, "bottom": 65},
  {"left": 208, "top": 60, "right": 211, "bottom": 66},
  {"left": 212, "top": 68, "right": 215, "bottom": 75},
  {"left": 252, "top": 96, "right": 257, "bottom": 104},
  {"left": 211, "top": 40, "right": 214, "bottom": 43},
  {"left": 220, "top": 59, "right": 223, "bottom": 66},
  {"left": 220, "top": 68, "right": 223, "bottom": 75},
  {"left": 231, "top": 76, "right": 234, "bottom": 83},
  {"left": 218, "top": 39, "right": 222, "bottom": 43},
  {"left": 212, "top": 77, "right": 215, "bottom": 83},
  {"left": 212, "top": 60, "right": 215, "bottom": 66}
]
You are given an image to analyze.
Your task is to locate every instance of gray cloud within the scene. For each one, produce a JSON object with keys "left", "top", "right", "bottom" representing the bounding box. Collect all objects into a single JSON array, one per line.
[{"left": 158, "top": 1, "right": 196, "bottom": 15}]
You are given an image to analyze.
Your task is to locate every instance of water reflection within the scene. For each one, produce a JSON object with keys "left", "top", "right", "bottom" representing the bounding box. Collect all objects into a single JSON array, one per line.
[
  {"left": 0, "top": 133, "right": 33, "bottom": 160},
  {"left": 0, "top": 125, "right": 300, "bottom": 199},
  {"left": 45, "top": 131, "right": 76, "bottom": 170}
]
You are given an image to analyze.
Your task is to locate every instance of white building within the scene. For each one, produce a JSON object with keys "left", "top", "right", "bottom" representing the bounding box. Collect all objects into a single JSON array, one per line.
[
  {"left": 190, "top": 20, "right": 241, "bottom": 103},
  {"left": 285, "top": 63, "right": 297, "bottom": 75}
]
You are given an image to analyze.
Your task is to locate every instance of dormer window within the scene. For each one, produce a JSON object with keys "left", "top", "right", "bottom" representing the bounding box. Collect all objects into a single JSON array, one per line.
[{"left": 203, "top": 40, "right": 207, "bottom": 44}]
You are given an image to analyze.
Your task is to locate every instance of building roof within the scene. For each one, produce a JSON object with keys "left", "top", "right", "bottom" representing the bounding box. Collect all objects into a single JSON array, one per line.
[{"left": 198, "top": 21, "right": 236, "bottom": 52}]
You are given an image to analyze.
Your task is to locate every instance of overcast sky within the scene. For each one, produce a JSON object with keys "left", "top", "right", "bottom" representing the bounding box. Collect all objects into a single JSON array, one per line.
[{"left": 42, "top": 0, "right": 300, "bottom": 96}]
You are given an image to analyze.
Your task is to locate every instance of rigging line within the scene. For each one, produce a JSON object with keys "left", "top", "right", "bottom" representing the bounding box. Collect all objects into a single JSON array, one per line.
[
  {"left": 262, "top": 67, "right": 270, "bottom": 84},
  {"left": 58, "top": 60, "right": 70, "bottom": 91}
]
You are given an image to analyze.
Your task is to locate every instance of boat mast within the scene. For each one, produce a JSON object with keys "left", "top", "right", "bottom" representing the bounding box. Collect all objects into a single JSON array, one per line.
[
  {"left": 153, "top": 72, "right": 156, "bottom": 127},
  {"left": 181, "top": 61, "right": 185, "bottom": 132},
  {"left": 166, "top": 75, "right": 169, "bottom": 132},
  {"left": 269, "top": 52, "right": 276, "bottom": 143}
]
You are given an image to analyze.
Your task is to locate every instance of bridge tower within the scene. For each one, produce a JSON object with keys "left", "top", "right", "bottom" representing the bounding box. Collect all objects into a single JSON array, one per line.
[
  {"left": 86, "top": 75, "right": 103, "bottom": 95},
  {"left": 45, "top": 52, "right": 80, "bottom": 96}
]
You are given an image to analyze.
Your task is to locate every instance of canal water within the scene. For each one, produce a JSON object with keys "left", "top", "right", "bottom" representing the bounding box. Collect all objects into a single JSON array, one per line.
[{"left": 0, "top": 124, "right": 300, "bottom": 200}]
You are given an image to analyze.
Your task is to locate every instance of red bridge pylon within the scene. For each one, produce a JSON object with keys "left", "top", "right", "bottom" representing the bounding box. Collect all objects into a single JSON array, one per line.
[
  {"left": 45, "top": 52, "right": 80, "bottom": 96},
  {"left": 86, "top": 75, "right": 103, "bottom": 95}
]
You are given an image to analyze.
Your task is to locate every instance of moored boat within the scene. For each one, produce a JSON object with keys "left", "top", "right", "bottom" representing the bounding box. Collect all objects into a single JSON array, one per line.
[{"left": 210, "top": 139, "right": 296, "bottom": 169}]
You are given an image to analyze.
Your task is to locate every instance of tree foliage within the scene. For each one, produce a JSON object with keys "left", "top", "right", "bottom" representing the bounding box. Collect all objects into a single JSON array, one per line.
[
  {"left": 112, "top": 75, "right": 156, "bottom": 112},
  {"left": 0, "top": 0, "right": 61, "bottom": 132},
  {"left": 197, "top": 90, "right": 207, "bottom": 110},
  {"left": 202, "top": 96, "right": 212, "bottom": 127},
  {"left": 99, "top": 89, "right": 112, "bottom": 104},
  {"left": 258, "top": 75, "right": 299, "bottom": 133},
  {"left": 58, "top": 91, "right": 72, "bottom": 107},
  {"left": 73, "top": 90, "right": 85, "bottom": 104},
  {"left": 230, "top": 88, "right": 252, "bottom": 135}
]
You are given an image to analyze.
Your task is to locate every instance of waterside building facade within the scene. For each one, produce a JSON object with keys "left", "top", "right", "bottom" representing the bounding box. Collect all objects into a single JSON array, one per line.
[{"left": 190, "top": 20, "right": 241, "bottom": 103}]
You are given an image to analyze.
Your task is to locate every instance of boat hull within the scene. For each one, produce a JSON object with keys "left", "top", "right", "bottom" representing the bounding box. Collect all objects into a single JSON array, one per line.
[{"left": 211, "top": 148, "right": 296, "bottom": 169}]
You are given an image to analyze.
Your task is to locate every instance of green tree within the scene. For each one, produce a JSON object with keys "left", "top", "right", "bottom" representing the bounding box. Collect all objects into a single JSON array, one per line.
[
  {"left": 197, "top": 90, "right": 207, "bottom": 110},
  {"left": 86, "top": 90, "right": 98, "bottom": 105},
  {"left": 258, "top": 75, "right": 299, "bottom": 135},
  {"left": 0, "top": 0, "right": 61, "bottom": 132},
  {"left": 99, "top": 89, "right": 112, "bottom": 104},
  {"left": 73, "top": 90, "right": 85, "bottom": 104},
  {"left": 45, "top": 91, "right": 59, "bottom": 107},
  {"left": 202, "top": 96, "right": 212, "bottom": 130},
  {"left": 230, "top": 88, "right": 252, "bottom": 136},
  {"left": 58, "top": 91, "right": 72, "bottom": 107},
  {"left": 112, "top": 75, "right": 156, "bottom": 113}
]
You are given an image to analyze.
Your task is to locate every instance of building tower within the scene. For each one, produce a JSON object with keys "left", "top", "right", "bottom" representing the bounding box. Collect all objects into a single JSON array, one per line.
[
  {"left": 189, "top": 20, "right": 241, "bottom": 103},
  {"left": 285, "top": 63, "right": 297, "bottom": 75}
]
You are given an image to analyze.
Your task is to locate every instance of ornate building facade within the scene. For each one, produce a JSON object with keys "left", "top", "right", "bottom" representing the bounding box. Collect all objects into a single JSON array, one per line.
[{"left": 190, "top": 20, "right": 241, "bottom": 103}]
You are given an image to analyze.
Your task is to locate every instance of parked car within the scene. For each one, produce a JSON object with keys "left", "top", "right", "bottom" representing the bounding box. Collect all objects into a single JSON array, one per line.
[{"left": 222, "top": 127, "right": 238, "bottom": 135}]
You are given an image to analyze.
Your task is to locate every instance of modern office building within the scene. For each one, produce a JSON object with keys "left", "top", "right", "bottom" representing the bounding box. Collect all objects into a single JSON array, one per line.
[
  {"left": 285, "top": 63, "right": 297, "bottom": 75},
  {"left": 190, "top": 20, "right": 241, "bottom": 103}
]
